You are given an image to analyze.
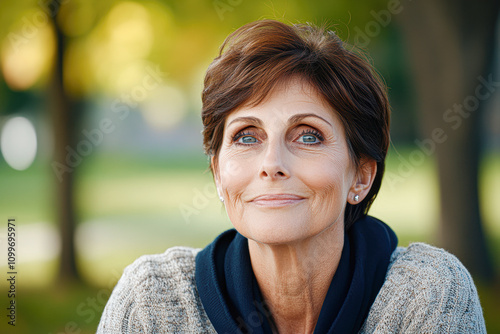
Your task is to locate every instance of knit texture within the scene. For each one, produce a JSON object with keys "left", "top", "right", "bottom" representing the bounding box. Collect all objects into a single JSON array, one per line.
[{"left": 97, "top": 243, "right": 486, "bottom": 333}]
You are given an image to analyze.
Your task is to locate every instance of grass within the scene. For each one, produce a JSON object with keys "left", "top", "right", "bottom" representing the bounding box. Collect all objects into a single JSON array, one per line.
[
  {"left": 0, "top": 148, "right": 499, "bottom": 333},
  {"left": 0, "top": 283, "right": 104, "bottom": 334}
]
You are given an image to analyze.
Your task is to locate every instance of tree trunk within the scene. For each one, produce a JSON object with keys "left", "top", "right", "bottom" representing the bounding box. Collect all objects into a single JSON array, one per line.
[
  {"left": 48, "top": 4, "right": 80, "bottom": 283},
  {"left": 397, "top": 0, "right": 498, "bottom": 281}
]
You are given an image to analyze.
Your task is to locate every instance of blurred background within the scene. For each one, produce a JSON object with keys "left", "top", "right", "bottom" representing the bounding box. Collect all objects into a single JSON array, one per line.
[{"left": 0, "top": 0, "right": 498, "bottom": 332}]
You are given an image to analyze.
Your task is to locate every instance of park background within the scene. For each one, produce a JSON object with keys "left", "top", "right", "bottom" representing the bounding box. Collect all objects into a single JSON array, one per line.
[{"left": 0, "top": 0, "right": 499, "bottom": 333}]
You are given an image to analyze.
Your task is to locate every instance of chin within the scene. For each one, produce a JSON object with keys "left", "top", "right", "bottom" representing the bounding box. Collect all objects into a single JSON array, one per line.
[{"left": 233, "top": 207, "right": 316, "bottom": 245}]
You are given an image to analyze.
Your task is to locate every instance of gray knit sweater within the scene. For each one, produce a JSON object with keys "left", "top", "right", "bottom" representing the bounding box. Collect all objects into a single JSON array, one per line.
[{"left": 97, "top": 243, "right": 486, "bottom": 333}]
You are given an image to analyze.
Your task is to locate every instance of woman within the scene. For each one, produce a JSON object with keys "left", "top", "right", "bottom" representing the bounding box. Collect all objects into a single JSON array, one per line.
[{"left": 98, "top": 20, "right": 486, "bottom": 333}]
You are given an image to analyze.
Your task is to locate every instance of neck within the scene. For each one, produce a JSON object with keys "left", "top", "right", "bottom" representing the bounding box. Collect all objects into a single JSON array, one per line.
[{"left": 248, "top": 221, "right": 344, "bottom": 334}]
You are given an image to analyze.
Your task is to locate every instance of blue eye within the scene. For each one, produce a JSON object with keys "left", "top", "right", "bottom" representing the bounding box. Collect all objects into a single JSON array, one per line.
[
  {"left": 233, "top": 130, "right": 258, "bottom": 145},
  {"left": 299, "top": 134, "right": 318, "bottom": 143},
  {"left": 239, "top": 136, "right": 257, "bottom": 144},
  {"left": 297, "top": 129, "right": 323, "bottom": 145}
]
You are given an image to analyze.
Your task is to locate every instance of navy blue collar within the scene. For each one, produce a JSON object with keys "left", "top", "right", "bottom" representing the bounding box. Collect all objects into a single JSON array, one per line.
[{"left": 195, "top": 216, "right": 398, "bottom": 333}]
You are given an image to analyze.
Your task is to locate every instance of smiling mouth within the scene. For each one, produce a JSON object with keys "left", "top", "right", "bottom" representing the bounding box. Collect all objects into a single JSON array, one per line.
[{"left": 250, "top": 194, "right": 305, "bottom": 208}]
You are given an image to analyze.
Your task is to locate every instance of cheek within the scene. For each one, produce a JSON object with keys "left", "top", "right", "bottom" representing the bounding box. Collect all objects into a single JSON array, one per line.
[
  {"left": 218, "top": 153, "right": 256, "bottom": 229},
  {"left": 296, "top": 154, "right": 352, "bottom": 203},
  {"left": 218, "top": 153, "right": 253, "bottom": 197}
]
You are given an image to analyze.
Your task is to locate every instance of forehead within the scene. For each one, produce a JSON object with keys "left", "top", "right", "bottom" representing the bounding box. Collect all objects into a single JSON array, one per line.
[{"left": 225, "top": 77, "right": 338, "bottom": 126}]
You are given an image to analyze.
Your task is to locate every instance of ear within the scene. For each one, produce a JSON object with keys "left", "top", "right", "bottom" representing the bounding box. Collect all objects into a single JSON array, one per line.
[
  {"left": 347, "top": 157, "right": 377, "bottom": 205},
  {"left": 211, "top": 156, "right": 222, "bottom": 196}
]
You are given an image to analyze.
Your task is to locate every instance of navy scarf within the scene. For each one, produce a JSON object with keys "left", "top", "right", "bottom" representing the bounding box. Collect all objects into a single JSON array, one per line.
[{"left": 195, "top": 216, "right": 398, "bottom": 333}]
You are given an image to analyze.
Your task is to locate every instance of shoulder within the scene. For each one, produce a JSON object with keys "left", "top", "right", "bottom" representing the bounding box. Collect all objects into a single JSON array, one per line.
[
  {"left": 119, "top": 246, "right": 200, "bottom": 282},
  {"left": 361, "top": 243, "right": 486, "bottom": 333},
  {"left": 388, "top": 242, "right": 473, "bottom": 284},
  {"left": 97, "top": 247, "right": 215, "bottom": 333}
]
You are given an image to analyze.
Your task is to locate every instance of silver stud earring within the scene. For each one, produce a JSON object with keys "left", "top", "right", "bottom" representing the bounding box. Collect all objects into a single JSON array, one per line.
[
  {"left": 217, "top": 188, "right": 224, "bottom": 203},
  {"left": 354, "top": 194, "right": 359, "bottom": 202}
]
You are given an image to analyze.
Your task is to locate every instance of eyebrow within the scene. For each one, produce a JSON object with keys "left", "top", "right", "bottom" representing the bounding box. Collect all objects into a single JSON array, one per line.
[
  {"left": 227, "top": 113, "right": 332, "bottom": 128},
  {"left": 227, "top": 116, "right": 263, "bottom": 128},
  {"left": 288, "top": 113, "right": 332, "bottom": 127}
]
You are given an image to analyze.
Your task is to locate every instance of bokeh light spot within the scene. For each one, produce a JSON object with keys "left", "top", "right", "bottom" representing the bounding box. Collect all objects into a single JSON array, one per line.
[
  {"left": 1, "top": 116, "right": 38, "bottom": 170},
  {"left": 0, "top": 11, "right": 55, "bottom": 91},
  {"left": 142, "top": 85, "right": 187, "bottom": 131}
]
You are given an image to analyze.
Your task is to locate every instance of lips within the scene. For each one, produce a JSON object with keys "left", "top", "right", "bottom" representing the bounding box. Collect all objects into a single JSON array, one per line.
[{"left": 250, "top": 194, "right": 305, "bottom": 207}]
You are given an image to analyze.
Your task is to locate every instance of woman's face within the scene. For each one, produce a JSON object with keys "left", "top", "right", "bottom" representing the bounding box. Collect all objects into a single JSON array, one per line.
[{"left": 213, "top": 78, "right": 366, "bottom": 245}]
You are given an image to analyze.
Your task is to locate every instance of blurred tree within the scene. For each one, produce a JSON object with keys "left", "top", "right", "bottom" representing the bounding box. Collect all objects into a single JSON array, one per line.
[
  {"left": 49, "top": 2, "right": 81, "bottom": 283},
  {"left": 0, "top": 0, "right": 84, "bottom": 282},
  {"left": 398, "top": 0, "right": 499, "bottom": 281}
]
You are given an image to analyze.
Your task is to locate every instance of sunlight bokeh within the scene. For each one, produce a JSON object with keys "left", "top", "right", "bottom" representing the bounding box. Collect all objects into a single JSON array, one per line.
[
  {"left": 1, "top": 116, "right": 37, "bottom": 170},
  {"left": 1, "top": 10, "right": 55, "bottom": 91}
]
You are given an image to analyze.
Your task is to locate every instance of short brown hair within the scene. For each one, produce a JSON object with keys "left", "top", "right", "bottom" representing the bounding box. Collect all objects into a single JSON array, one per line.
[{"left": 202, "top": 19, "right": 390, "bottom": 229}]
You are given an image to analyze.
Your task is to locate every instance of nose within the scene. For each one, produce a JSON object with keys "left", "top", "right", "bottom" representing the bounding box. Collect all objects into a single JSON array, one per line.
[{"left": 259, "top": 139, "right": 290, "bottom": 180}]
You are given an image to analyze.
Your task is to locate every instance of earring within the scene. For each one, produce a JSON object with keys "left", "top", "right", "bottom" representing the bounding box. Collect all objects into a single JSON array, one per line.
[
  {"left": 217, "top": 189, "right": 224, "bottom": 203},
  {"left": 354, "top": 194, "right": 359, "bottom": 202}
]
